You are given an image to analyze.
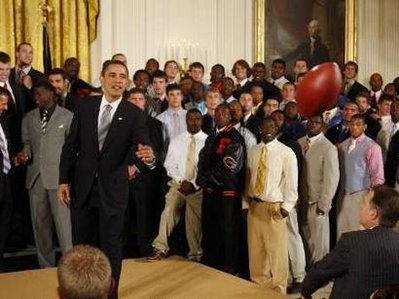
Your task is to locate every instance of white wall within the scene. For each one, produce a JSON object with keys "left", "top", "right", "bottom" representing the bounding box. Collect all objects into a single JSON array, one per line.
[
  {"left": 90, "top": 0, "right": 253, "bottom": 85},
  {"left": 357, "top": 0, "right": 399, "bottom": 86}
]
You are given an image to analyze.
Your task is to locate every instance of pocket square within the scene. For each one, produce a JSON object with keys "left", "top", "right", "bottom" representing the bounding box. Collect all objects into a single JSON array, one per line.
[
  {"left": 58, "top": 124, "right": 64, "bottom": 128},
  {"left": 118, "top": 117, "right": 123, "bottom": 121}
]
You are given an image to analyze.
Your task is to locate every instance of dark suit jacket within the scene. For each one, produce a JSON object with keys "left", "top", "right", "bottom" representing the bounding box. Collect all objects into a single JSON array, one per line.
[
  {"left": 326, "top": 122, "right": 350, "bottom": 145},
  {"left": 0, "top": 115, "right": 12, "bottom": 202},
  {"left": 284, "top": 36, "right": 330, "bottom": 68},
  {"left": 59, "top": 96, "right": 151, "bottom": 215},
  {"left": 202, "top": 113, "right": 215, "bottom": 137},
  {"left": 385, "top": 131, "right": 399, "bottom": 187},
  {"left": 302, "top": 226, "right": 399, "bottom": 299},
  {"left": 233, "top": 80, "right": 252, "bottom": 100},
  {"left": 243, "top": 114, "right": 261, "bottom": 142},
  {"left": 346, "top": 80, "right": 368, "bottom": 101},
  {"left": 248, "top": 79, "right": 281, "bottom": 101},
  {"left": 10, "top": 67, "right": 46, "bottom": 112},
  {"left": 9, "top": 67, "right": 46, "bottom": 87}
]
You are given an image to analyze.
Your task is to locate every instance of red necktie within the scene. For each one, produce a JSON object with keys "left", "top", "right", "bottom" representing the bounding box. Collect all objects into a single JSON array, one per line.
[{"left": 3, "top": 83, "right": 17, "bottom": 113}]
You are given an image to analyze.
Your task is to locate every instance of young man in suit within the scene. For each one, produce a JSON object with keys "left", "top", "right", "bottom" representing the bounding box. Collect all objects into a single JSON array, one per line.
[
  {"left": 48, "top": 68, "right": 79, "bottom": 113},
  {"left": 385, "top": 99, "right": 399, "bottom": 190},
  {"left": 342, "top": 61, "right": 368, "bottom": 101},
  {"left": 300, "top": 185, "right": 399, "bottom": 299},
  {"left": 57, "top": 60, "right": 155, "bottom": 299},
  {"left": 126, "top": 88, "right": 164, "bottom": 256},
  {"left": 0, "top": 87, "right": 13, "bottom": 272},
  {"left": 10, "top": 42, "right": 46, "bottom": 111},
  {"left": 17, "top": 81, "right": 73, "bottom": 268},
  {"left": 298, "top": 115, "right": 340, "bottom": 265}
]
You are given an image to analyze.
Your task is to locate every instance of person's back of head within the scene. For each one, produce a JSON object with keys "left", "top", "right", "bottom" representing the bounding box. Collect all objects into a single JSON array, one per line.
[
  {"left": 360, "top": 185, "right": 399, "bottom": 229},
  {"left": 58, "top": 245, "right": 112, "bottom": 299}
]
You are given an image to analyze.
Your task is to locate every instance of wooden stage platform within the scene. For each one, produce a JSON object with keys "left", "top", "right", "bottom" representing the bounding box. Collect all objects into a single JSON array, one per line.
[{"left": 0, "top": 255, "right": 290, "bottom": 298}]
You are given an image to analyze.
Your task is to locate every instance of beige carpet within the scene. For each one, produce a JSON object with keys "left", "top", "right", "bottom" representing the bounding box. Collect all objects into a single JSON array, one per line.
[{"left": 0, "top": 255, "right": 290, "bottom": 299}]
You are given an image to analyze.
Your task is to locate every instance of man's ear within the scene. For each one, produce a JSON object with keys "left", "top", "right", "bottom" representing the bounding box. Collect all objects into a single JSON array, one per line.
[
  {"left": 109, "top": 278, "right": 115, "bottom": 295},
  {"left": 57, "top": 286, "right": 64, "bottom": 299}
]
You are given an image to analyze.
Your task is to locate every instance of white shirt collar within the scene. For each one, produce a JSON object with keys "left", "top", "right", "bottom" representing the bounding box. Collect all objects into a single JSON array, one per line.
[
  {"left": 243, "top": 113, "right": 251, "bottom": 123},
  {"left": 308, "top": 132, "right": 323, "bottom": 144},
  {"left": 262, "top": 138, "right": 278, "bottom": 149},
  {"left": 236, "top": 78, "right": 248, "bottom": 86},
  {"left": 100, "top": 95, "right": 122, "bottom": 111}
]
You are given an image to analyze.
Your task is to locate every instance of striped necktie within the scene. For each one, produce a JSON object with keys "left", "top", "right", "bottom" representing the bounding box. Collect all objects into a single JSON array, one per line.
[
  {"left": 41, "top": 110, "right": 49, "bottom": 133},
  {"left": 0, "top": 128, "right": 11, "bottom": 174}
]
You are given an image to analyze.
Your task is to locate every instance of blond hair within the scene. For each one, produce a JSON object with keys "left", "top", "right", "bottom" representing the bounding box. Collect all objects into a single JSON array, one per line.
[{"left": 58, "top": 245, "right": 112, "bottom": 299}]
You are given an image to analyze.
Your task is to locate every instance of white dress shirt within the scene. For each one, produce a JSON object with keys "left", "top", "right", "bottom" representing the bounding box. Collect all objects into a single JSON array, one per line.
[
  {"left": 233, "top": 122, "right": 257, "bottom": 150},
  {"left": 164, "top": 130, "right": 208, "bottom": 188},
  {"left": 157, "top": 107, "right": 187, "bottom": 147},
  {"left": 97, "top": 95, "right": 122, "bottom": 127},
  {"left": 246, "top": 139, "right": 298, "bottom": 212},
  {"left": 269, "top": 76, "right": 289, "bottom": 90}
]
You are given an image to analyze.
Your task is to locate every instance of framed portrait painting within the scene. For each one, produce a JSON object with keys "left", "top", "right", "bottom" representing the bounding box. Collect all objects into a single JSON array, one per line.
[{"left": 254, "top": 0, "right": 357, "bottom": 73}]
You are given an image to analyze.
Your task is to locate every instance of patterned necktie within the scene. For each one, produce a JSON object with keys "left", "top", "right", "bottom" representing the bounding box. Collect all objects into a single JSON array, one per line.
[
  {"left": 0, "top": 128, "right": 11, "bottom": 174},
  {"left": 98, "top": 104, "right": 112, "bottom": 150},
  {"left": 303, "top": 137, "right": 311, "bottom": 154},
  {"left": 253, "top": 144, "right": 267, "bottom": 196},
  {"left": 41, "top": 110, "right": 49, "bottom": 133},
  {"left": 185, "top": 135, "right": 196, "bottom": 181},
  {"left": 3, "top": 82, "right": 17, "bottom": 112}
]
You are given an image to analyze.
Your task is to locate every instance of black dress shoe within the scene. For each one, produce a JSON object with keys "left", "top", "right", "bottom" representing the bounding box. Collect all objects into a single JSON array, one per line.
[{"left": 287, "top": 282, "right": 303, "bottom": 294}]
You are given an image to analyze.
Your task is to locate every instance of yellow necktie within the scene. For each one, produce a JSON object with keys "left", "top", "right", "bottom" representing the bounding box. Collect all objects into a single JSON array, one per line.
[
  {"left": 253, "top": 145, "right": 267, "bottom": 196},
  {"left": 185, "top": 135, "right": 196, "bottom": 180}
]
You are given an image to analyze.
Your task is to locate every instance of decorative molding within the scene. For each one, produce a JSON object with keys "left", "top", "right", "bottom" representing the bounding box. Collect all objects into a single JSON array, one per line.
[{"left": 345, "top": 0, "right": 357, "bottom": 62}]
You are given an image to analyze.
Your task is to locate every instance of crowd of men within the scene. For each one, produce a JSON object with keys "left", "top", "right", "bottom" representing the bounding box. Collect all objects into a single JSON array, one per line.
[{"left": 0, "top": 42, "right": 399, "bottom": 298}]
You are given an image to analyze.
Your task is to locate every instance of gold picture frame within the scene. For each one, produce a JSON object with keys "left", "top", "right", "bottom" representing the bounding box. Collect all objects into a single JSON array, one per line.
[{"left": 253, "top": 0, "right": 357, "bottom": 65}]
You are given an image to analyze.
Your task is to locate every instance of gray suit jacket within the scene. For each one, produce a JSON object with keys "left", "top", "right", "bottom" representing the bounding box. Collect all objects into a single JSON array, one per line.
[
  {"left": 298, "top": 133, "right": 340, "bottom": 212},
  {"left": 22, "top": 105, "right": 73, "bottom": 190}
]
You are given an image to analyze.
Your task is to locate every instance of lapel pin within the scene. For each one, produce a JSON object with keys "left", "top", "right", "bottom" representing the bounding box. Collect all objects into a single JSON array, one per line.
[
  {"left": 118, "top": 117, "right": 123, "bottom": 121},
  {"left": 58, "top": 124, "right": 64, "bottom": 128}
]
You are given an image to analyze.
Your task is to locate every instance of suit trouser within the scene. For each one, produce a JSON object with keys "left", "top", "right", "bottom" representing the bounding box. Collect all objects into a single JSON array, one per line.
[
  {"left": 395, "top": 184, "right": 399, "bottom": 233},
  {"left": 336, "top": 190, "right": 368, "bottom": 241},
  {"left": 29, "top": 175, "right": 72, "bottom": 268},
  {"left": 302, "top": 202, "right": 330, "bottom": 265},
  {"left": 202, "top": 191, "right": 241, "bottom": 274},
  {"left": 71, "top": 181, "right": 124, "bottom": 299},
  {"left": 0, "top": 173, "right": 13, "bottom": 270},
  {"left": 152, "top": 181, "right": 203, "bottom": 260},
  {"left": 248, "top": 201, "right": 288, "bottom": 294},
  {"left": 287, "top": 208, "right": 306, "bottom": 283}
]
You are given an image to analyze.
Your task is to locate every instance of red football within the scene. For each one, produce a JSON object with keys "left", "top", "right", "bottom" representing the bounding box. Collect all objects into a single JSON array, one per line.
[{"left": 296, "top": 62, "right": 342, "bottom": 118}]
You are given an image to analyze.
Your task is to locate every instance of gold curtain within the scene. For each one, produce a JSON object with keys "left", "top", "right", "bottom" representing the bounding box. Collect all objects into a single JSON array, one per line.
[{"left": 0, "top": 0, "right": 99, "bottom": 82}]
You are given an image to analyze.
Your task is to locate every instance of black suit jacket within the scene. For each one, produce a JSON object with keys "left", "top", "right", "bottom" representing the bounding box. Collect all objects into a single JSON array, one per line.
[
  {"left": 10, "top": 67, "right": 46, "bottom": 112},
  {"left": 284, "top": 37, "right": 330, "bottom": 68},
  {"left": 326, "top": 122, "right": 350, "bottom": 145},
  {"left": 346, "top": 80, "right": 368, "bottom": 101},
  {"left": 243, "top": 114, "right": 261, "bottom": 142},
  {"left": 385, "top": 131, "right": 399, "bottom": 187},
  {"left": 59, "top": 96, "right": 151, "bottom": 215},
  {"left": 202, "top": 113, "right": 215, "bottom": 137},
  {"left": 233, "top": 80, "right": 252, "bottom": 100},
  {"left": 248, "top": 79, "right": 281, "bottom": 101},
  {"left": 302, "top": 226, "right": 399, "bottom": 299}
]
